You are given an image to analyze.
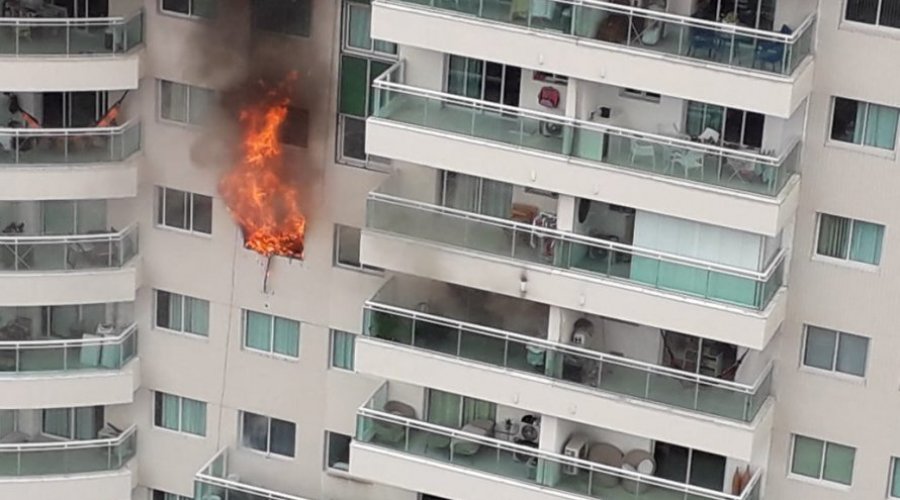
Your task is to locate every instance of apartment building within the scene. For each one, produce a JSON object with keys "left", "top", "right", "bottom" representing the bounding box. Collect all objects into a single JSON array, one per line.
[{"left": 0, "top": 0, "right": 897, "bottom": 499}]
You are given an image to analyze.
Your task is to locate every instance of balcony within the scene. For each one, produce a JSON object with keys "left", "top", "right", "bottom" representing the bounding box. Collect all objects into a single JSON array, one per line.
[
  {"left": 195, "top": 448, "right": 313, "bottom": 500},
  {"left": 0, "top": 424, "right": 136, "bottom": 500},
  {"left": 371, "top": 0, "right": 815, "bottom": 116},
  {"left": 370, "top": 63, "right": 799, "bottom": 236},
  {"left": 358, "top": 277, "right": 774, "bottom": 459},
  {"left": 351, "top": 387, "right": 764, "bottom": 500},
  {"left": 0, "top": 11, "right": 143, "bottom": 91},
  {"left": 0, "top": 225, "right": 140, "bottom": 306},
  {"left": 0, "top": 324, "right": 138, "bottom": 409},
  {"left": 0, "top": 122, "right": 140, "bottom": 200},
  {"left": 362, "top": 178, "right": 786, "bottom": 348}
]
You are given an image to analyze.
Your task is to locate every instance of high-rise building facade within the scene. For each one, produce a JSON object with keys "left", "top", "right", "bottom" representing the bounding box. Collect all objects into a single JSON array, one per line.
[{"left": 0, "top": 0, "right": 897, "bottom": 499}]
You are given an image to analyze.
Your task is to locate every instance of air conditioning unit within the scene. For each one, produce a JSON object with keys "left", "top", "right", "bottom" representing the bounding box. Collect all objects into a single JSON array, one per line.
[{"left": 563, "top": 434, "right": 589, "bottom": 475}]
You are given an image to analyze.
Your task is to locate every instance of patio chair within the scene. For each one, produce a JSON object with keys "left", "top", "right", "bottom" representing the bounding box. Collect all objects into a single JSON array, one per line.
[
  {"left": 630, "top": 140, "right": 656, "bottom": 169},
  {"left": 687, "top": 26, "right": 717, "bottom": 58},
  {"left": 668, "top": 150, "right": 704, "bottom": 179},
  {"left": 754, "top": 25, "right": 792, "bottom": 72}
]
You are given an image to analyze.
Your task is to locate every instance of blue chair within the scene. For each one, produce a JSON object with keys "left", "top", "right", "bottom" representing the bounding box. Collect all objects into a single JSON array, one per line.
[
  {"left": 687, "top": 26, "right": 718, "bottom": 59},
  {"left": 754, "top": 25, "right": 792, "bottom": 72}
]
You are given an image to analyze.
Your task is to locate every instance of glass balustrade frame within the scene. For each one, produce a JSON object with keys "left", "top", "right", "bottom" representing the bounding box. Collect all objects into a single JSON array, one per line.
[
  {"left": 0, "top": 121, "right": 141, "bottom": 166},
  {"left": 0, "top": 10, "right": 144, "bottom": 57},
  {"left": 0, "top": 223, "right": 139, "bottom": 272},
  {"left": 195, "top": 448, "right": 313, "bottom": 500},
  {"left": 0, "top": 323, "right": 137, "bottom": 374},
  {"left": 0, "top": 424, "right": 136, "bottom": 477}
]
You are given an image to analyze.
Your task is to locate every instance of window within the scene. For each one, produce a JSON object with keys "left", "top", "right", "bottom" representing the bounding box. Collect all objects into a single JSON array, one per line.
[
  {"left": 159, "top": 80, "right": 216, "bottom": 125},
  {"left": 152, "top": 490, "right": 192, "bottom": 500},
  {"left": 156, "top": 187, "right": 213, "bottom": 235},
  {"left": 155, "top": 290, "right": 210, "bottom": 337},
  {"left": 334, "top": 224, "right": 381, "bottom": 272},
  {"left": 815, "top": 213, "right": 885, "bottom": 265},
  {"left": 282, "top": 107, "right": 309, "bottom": 147},
  {"left": 845, "top": 0, "right": 900, "bottom": 29},
  {"left": 802, "top": 326, "right": 869, "bottom": 377},
  {"left": 337, "top": 0, "right": 396, "bottom": 166},
  {"left": 154, "top": 392, "right": 207, "bottom": 436},
  {"left": 161, "top": 0, "right": 217, "bottom": 19},
  {"left": 330, "top": 330, "right": 355, "bottom": 370},
  {"left": 890, "top": 457, "right": 900, "bottom": 498},
  {"left": 790, "top": 434, "right": 855, "bottom": 485},
  {"left": 43, "top": 407, "right": 104, "bottom": 440},
  {"left": 426, "top": 389, "right": 496, "bottom": 428},
  {"left": 621, "top": 88, "right": 661, "bottom": 103},
  {"left": 685, "top": 101, "right": 764, "bottom": 149},
  {"left": 830, "top": 97, "right": 899, "bottom": 151},
  {"left": 240, "top": 411, "right": 296, "bottom": 457},
  {"left": 252, "top": 0, "right": 311, "bottom": 37},
  {"left": 325, "top": 431, "right": 351, "bottom": 470},
  {"left": 243, "top": 310, "right": 300, "bottom": 358},
  {"left": 447, "top": 56, "right": 522, "bottom": 106}
]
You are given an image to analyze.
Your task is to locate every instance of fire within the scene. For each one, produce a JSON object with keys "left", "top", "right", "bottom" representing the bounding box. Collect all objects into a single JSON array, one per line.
[{"left": 219, "top": 74, "right": 306, "bottom": 259}]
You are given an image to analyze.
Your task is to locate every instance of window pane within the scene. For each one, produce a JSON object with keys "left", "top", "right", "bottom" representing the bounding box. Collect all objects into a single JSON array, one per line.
[
  {"left": 156, "top": 291, "right": 183, "bottom": 330},
  {"left": 331, "top": 330, "right": 355, "bottom": 370},
  {"left": 340, "top": 56, "right": 368, "bottom": 117},
  {"left": 326, "top": 432, "right": 351, "bottom": 469},
  {"left": 245, "top": 311, "right": 272, "bottom": 352},
  {"left": 158, "top": 393, "right": 181, "bottom": 430},
  {"left": 830, "top": 97, "right": 862, "bottom": 144},
  {"left": 369, "top": 61, "right": 392, "bottom": 115},
  {"left": 341, "top": 116, "right": 367, "bottom": 161},
  {"left": 191, "top": 194, "right": 213, "bottom": 234},
  {"left": 863, "top": 103, "right": 899, "bottom": 150},
  {"left": 845, "top": 0, "right": 879, "bottom": 24},
  {"left": 882, "top": 0, "right": 900, "bottom": 28},
  {"left": 336, "top": 225, "right": 362, "bottom": 267},
  {"left": 181, "top": 398, "right": 207, "bottom": 436},
  {"left": 803, "top": 326, "right": 837, "bottom": 371},
  {"left": 156, "top": 187, "right": 165, "bottom": 225},
  {"left": 270, "top": 418, "right": 296, "bottom": 457},
  {"left": 791, "top": 435, "right": 824, "bottom": 479},
  {"left": 849, "top": 220, "right": 884, "bottom": 264},
  {"left": 254, "top": 0, "right": 311, "bottom": 36},
  {"left": 816, "top": 214, "right": 851, "bottom": 259},
  {"left": 836, "top": 332, "right": 868, "bottom": 376},
  {"left": 347, "top": 3, "right": 372, "bottom": 50},
  {"left": 162, "top": 0, "right": 190, "bottom": 15},
  {"left": 161, "top": 81, "right": 189, "bottom": 123},
  {"left": 43, "top": 408, "right": 71, "bottom": 438},
  {"left": 281, "top": 107, "right": 309, "bottom": 147},
  {"left": 188, "top": 87, "right": 215, "bottom": 126},
  {"left": 242, "top": 412, "right": 269, "bottom": 452},
  {"left": 374, "top": 39, "right": 397, "bottom": 54},
  {"left": 194, "top": 0, "right": 218, "bottom": 18},
  {"left": 823, "top": 442, "right": 855, "bottom": 485},
  {"left": 164, "top": 188, "right": 189, "bottom": 230},
  {"left": 185, "top": 297, "right": 209, "bottom": 336},
  {"left": 273, "top": 317, "right": 300, "bottom": 357},
  {"left": 891, "top": 458, "right": 900, "bottom": 497}
]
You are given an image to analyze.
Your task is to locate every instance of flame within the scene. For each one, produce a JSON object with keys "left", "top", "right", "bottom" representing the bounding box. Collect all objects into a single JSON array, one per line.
[{"left": 219, "top": 74, "right": 305, "bottom": 259}]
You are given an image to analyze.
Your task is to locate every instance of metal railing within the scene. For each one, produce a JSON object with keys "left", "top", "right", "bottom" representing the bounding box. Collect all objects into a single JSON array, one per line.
[
  {"left": 0, "top": 424, "right": 136, "bottom": 476},
  {"left": 380, "top": 0, "right": 815, "bottom": 76},
  {"left": 0, "top": 223, "right": 139, "bottom": 272},
  {"left": 366, "top": 190, "right": 785, "bottom": 310},
  {"left": 363, "top": 299, "right": 773, "bottom": 422},
  {"left": 373, "top": 62, "right": 801, "bottom": 197},
  {"left": 0, "top": 323, "right": 137, "bottom": 374},
  {"left": 0, "top": 121, "right": 141, "bottom": 165},
  {"left": 356, "top": 407, "right": 762, "bottom": 500},
  {"left": 195, "top": 448, "right": 313, "bottom": 500},
  {"left": 0, "top": 9, "right": 144, "bottom": 56}
]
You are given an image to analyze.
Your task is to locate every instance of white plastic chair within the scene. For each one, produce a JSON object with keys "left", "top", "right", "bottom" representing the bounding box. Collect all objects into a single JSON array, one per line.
[
  {"left": 669, "top": 150, "right": 704, "bottom": 179},
  {"left": 630, "top": 140, "right": 656, "bottom": 168}
]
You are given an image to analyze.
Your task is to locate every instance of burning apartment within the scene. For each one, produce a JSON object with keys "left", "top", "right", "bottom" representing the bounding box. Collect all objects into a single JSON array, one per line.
[{"left": 0, "top": 1, "right": 895, "bottom": 500}]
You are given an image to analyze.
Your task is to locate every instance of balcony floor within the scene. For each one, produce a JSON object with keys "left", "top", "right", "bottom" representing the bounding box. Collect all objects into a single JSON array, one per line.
[
  {"left": 368, "top": 430, "right": 708, "bottom": 500},
  {"left": 384, "top": 97, "right": 777, "bottom": 195}
]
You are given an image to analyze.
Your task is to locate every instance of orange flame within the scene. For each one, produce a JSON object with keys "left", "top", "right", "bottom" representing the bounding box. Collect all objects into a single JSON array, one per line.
[{"left": 219, "top": 74, "right": 305, "bottom": 259}]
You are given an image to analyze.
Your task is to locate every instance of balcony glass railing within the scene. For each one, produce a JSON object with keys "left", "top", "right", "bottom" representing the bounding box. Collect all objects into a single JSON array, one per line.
[
  {"left": 364, "top": 298, "right": 773, "bottom": 422},
  {"left": 0, "top": 10, "right": 143, "bottom": 56},
  {"left": 373, "top": 63, "right": 800, "bottom": 197},
  {"left": 0, "top": 424, "right": 136, "bottom": 477},
  {"left": 366, "top": 192, "right": 785, "bottom": 310},
  {"left": 195, "top": 448, "right": 312, "bottom": 500},
  {"left": 356, "top": 406, "right": 762, "bottom": 500},
  {"left": 0, "top": 224, "right": 138, "bottom": 272},
  {"left": 0, "top": 122, "right": 141, "bottom": 165},
  {"left": 0, "top": 323, "right": 136, "bottom": 374},
  {"left": 384, "top": 0, "right": 814, "bottom": 76}
]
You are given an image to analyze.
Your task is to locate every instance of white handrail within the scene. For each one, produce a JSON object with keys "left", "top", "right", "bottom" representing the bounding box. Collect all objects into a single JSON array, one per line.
[
  {"left": 368, "top": 190, "right": 784, "bottom": 281},
  {"left": 0, "top": 120, "right": 139, "bottom": 135},
  {"left": 0, "top": 222, "right": 137, "bottom": 243},
  {"left": 374, "top": 64, "right": 800, "bottom": 166},
  {"left": 195, "top": 448, "right": 313, "bottom": 500},
  {"left": 0, "top": 322, "right": 136, "bottom": 348},
  {"left": 0, "top": 424, "right": 136, "bottom": 451},
  {"left": 0, "top": 16, "right": 128, "bottom": 26},
  {"left": 364, "top": 299, "right": 773, "bottom": 393}
]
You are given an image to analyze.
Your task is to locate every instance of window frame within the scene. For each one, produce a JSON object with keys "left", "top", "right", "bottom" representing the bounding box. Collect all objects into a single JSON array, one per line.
[
  {"left": 252, "top": 0, "right": 312, "bottom": 37},
  {"left": 828, "top": 96, "right": 900, "bottom": 153},
  {"left": 156, "top": 186, "right": 213, "bottom": 236},
  {"left": 800, "top": 325, "right": 869, "bottom": 379},
  {"left": 333, "top": 224, "right": 382, "bottom": 273},
  {"left": 239, "top": 411, "right": 296, "bottom": 458},
  {"left": 890, "top": 457, "right": 900, "bottom": 498},
  {"left": 620, "top": 88, "right": 662, "bottom": 103},
  {"left": 324, "top": 430, "right": 352, "bottom": 471},
  {"left": 842, "top": 0, "right": 900, "bottom": 31},
  {"left": 159, "top": 0, "right": 216, "bottom": 20},
  {"left": 329, "top": 329, "right": 356, "bottom": 371},
  {"left": 242, "top": 309, "right": 301, "bottom": 359},
  {"left": 153, "top": 289, "right": 210, "bottom": 338},
  {"left": 813, "top": 212, "right": 886, "bottom": 267},
  {"left": 157, "top": 79, "right": 216, "bottom": 127},
  {"left": 153, "top": 391, "right": 207, "bottom": 437},
  {"left": 789, "top": 434, "right": 856, "bottom": 486}
]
